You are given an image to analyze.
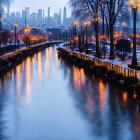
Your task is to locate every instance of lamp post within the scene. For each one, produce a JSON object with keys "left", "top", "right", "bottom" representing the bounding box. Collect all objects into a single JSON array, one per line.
[
  {"left": 84, "top": 21, "right": 90, "bottom": 54},
  {"left": 25, "top": 26, "right": 31, "bottom": 47},
  {"left": 73, "top": 22, "right": 78, "bottom": 48},
  {"left": 66, "top": 28, "right": 68, "bottom": 48},
  {"left": 66, "top": 28, "right": 68, "bottom": 42},
  {"left": 14, "top": 23, "right": 18, "bottom": 45},
  {"left": 122, "top": 22, "right": 126, "bottom": 38},
  {"left": 129, "top": 0, "right": 140, "bottom": 66}
]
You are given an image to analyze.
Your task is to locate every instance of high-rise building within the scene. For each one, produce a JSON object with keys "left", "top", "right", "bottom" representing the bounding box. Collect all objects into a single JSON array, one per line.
[
  {"left": 32, "top": 13, "right": 38, "bottom": 26},
  {"left": 11, "top": 12, "right": 15, "bottom": 23},
  {"left": 25, "top": 7, "right": 30, "bottom": 26},
  {"left": 38, "top": 9, "right": 43, "bottom": 25},
  {"left": 48, "top": 7, "right": 50, "bottom": 17},
  {"left": 6, "top": 4, "right": 10, "bottom": 19},
  {"left": 43, "top": 10, "right": 45, "bottom": 24},
  {"left": 54, "top": 13, "right": 59, "bottom": 25},
  {"left": 58, "top": 8, "right": 61, "bottom": 25},
  {"left": 63, "top": 6, "right": 67, "bottom": 26},
  {"left": 22, "top": 10, "right": 25, "bottom": 25},
  {"left": 47, "top": 7, "right": 51, "bottom": 25},
  {"left": 16, "top": 12, "right": 20, "bottom": 19},
  {"left": 16, "top": 12, "right": 20, "bottom": 23}
]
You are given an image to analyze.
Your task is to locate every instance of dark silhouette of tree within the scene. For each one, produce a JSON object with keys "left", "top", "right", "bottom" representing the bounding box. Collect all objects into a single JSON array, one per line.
[
  {"left": 116, "top": 39, "right": 132, "bottom": 60},
  {"left": 106, "top": 0, "right": 127, "bottom": 59},
  {"left": 0, "top": 0, "right": 12, "bottom": 29},
  {"left": 1, "top": 30, "right": 11, "bottom": 46},
  {"left": 69, "top": 0, "right": 101, "bottom": 57}
]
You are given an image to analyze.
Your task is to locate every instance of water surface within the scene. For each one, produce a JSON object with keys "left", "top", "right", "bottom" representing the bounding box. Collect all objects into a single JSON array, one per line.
[{"left": 0, "top": 46, "right": 140, "bottom": 140}]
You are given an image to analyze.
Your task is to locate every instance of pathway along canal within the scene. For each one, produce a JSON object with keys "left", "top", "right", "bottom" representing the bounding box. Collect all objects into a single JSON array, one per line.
[{"left": 0, "top": 46, "right": 140, "bottom": 140}]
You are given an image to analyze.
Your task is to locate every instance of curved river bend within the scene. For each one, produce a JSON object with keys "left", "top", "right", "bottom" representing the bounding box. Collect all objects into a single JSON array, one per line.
[{"left": 0, "top": 46, "right": 140, "bottom": 140}]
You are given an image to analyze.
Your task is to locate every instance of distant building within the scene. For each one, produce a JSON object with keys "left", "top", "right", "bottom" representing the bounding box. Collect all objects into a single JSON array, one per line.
[
  {"left": 11, "top": 12, "right": 15, "bottom": 23},
  {"left": 25, "top": 7, "right": 30, "bottom": 26},
  {"left": 38, "top": 9, "right": 43, "bottom": 25},
  {"left": 58, "top": 9, "right": 61, "bottom": 25},
  {"left": 31, "top": 13, "right": 38, "bottom": 26},
  {"left": 16, "top": 12, "right": 20, "bottom": 23},
  {"left": 47, "top": 7, "right": 51, "bottom": 25},
  {"left": 22, "top": 10, "right": 25, "bottom": 25},
  {"left": 54, "top": 13, "right": 59, "bottom": 25},
  {"left": 6, "top": 4, "right": 10, "bottom": 19},
  {"left": 63, "top": 6, "right": 67, "bottom": 26},
  {"left": 48, "top": 7, "right": 50, "bottom": 17},
  {"left": 43, "top": 10, "right": 45, "bottom": 24}
]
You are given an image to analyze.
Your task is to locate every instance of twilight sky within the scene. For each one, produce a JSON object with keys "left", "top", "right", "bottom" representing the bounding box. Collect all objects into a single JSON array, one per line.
[{"left": 10, "top": 0, "right": 71, "bottom": 17}]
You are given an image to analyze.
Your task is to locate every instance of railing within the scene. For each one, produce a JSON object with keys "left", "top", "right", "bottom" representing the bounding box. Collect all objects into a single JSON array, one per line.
[{"left": 63, "top": 47, "right": 140, "bottom": 78}]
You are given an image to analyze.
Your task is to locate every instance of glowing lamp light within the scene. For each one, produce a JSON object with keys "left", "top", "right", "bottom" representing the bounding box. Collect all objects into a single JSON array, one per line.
[
  {"left": 15, "top": 23, "right": 18, "bottom": 27},
  {"left": 122, "top": 23, "right": 126, "bottom": 26},
  {"left": 73, "top": 22, "right": 78, "bottom": 26},
  {"left": 84, "top": 21, "right": 90, "bottom": 26}
]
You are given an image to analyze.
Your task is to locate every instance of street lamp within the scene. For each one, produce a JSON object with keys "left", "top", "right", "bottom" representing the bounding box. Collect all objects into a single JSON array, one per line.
[
  {"left": 66, "top": 28, "right": 68, "bottom": 43},
  {"left": 25, "top": 26, "right": 31, "bottom": 47},
  {"left": 129, "top": 0, "right": 140, "bottom": 66},
  {"left": 14, "top": 23, "right": 18, "bottom": 45},
  {"left": 122, "top": 22, "right": 126, "bottom": 37},
  {"left": 84, "top": 21, "right": 90, "bottom": 54},
  {"left": 73, "top": 22, "right": 78, "bottom": 48}
]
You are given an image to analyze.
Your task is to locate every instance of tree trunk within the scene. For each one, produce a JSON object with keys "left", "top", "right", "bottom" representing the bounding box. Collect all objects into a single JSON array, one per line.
[
  {"left": 131, "top": 9, "right": 138, "bottom": 66},
  {"left": 109, "top": 0, "right": 115, "bottom": 60},
  {"left": 85, "top": 25, "right": 88, "bottom": 54},
  {"left": 95, "top": 3, "right": 100, "bottom": 58},
  {"left": 95, "top": 22, "right": 100, "bottom": 57},
  {"left": 102, "top": 15, "right": 105, "bottom": 59},
  {"left": 109, "top": 24, "right": 115, "bottom": 59}
]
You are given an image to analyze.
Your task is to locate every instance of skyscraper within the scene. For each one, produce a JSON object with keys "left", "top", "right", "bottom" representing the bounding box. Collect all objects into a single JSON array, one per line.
[
  {"left": 43, "top": 10, "right": 45, "bottom": 24},
  {"left": 48, "top": 7, "right": 50, "bottom": 18},
  {"left": 25, "top": 7, "right": 30, "bottom": 26},
  {"left": 38, "top": 9, "right": 43, "bottom": 25},
  {"left": 48, "top": 7, "right": 51, "bottom": 25},
  {"left": 32, "top": 13, "right": 38, "bottom": 26},
  {"left": 63, "top": 6, "right": 67, "bottom": 26},
  {"left": 7, "top": 4, "right": 10, "bottom": 19},
  {"left": 22, "top": 10, "right": 25, "bottom": 25},
  {"left": 11, "top": 12, "right": 15, "bottom": 23},
  {"left": 58, "top": 8, "right": 61, "bottom": 25}
]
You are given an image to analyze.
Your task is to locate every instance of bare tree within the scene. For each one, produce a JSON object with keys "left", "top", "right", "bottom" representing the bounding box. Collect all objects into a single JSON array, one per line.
[
  {"left": 106, "top": 0, "right": 127, "bottom": 59},
  {"left": 69, "top": 0, "right": 101, "bottom": 57},
  {"left": 69, "top": 0, "right": 127, "bottom": 59},
  {"left": 0, "top": 0, "right": 12, "bottom": 29}
]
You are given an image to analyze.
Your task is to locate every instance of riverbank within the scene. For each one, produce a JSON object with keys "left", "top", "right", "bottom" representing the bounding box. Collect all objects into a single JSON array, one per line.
[
  {"left": 0, "top": 41, "right": 61, "bottom": 75},
  {"left": 57, "top": 47, "right": 140, "bottom": 97}
]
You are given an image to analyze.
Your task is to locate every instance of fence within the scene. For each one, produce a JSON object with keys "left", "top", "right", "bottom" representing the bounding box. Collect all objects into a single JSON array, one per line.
[{"left": 63, "top": 47, "right": 140, "bottom": 78}]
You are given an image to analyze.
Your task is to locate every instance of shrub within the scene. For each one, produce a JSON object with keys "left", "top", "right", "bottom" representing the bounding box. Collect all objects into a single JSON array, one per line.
[
  {"left": 98, "top": 65, "right": 107, "bottom": 75},
  {"left": 93, "top": 65, "right": 100, "bottom": 72},
  {"left": 76, "top": 57, "right": 84, "bottom": 65},
  {"left": 124, "top": 76, "right": 139, "bottom": 86},
  {"left": 83, "top": 59, "right": 94, "bottom": 69},
  {"left": 0, "top": 59, "right": 9, "bottom": 67},
  {"left": 20, "top": 50, "right": 27, "bottom": 56},
  {"left": 115, "top": 73, "right": 124, "bottom": 81},
  {"left": 135, "top": 82, "right": 140, "bottom": 96},
  {"left": 107, "top": 70, "right": 116, "bottom": 78},
  {"left": 15, "top": 52, "right": 24, "bottom": 59},
  {"left": 7, "top": 55, "right": 17, "bottom": 64},
  {"left": 68, "top": 54, "right": 79, "bottom": 61}
]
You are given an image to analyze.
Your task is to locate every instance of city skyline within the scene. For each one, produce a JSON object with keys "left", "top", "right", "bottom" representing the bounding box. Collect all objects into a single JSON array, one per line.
[{"left": 10, "top": 0, "right": 71, "bottom": 17}]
